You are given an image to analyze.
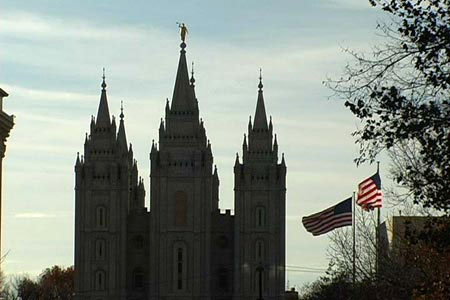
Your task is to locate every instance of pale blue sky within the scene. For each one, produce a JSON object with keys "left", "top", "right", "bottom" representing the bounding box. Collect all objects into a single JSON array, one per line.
[{"left": 1, "top": 0, "right": 391, "bottom": 289}]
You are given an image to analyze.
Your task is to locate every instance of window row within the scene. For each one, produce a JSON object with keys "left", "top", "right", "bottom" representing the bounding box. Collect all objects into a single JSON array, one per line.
[
  {"left": 94, "top": 235, "right": 144, "bottom": 260},
  {"left": 94, "top": 270, "right": 145, "bottom": 290}
]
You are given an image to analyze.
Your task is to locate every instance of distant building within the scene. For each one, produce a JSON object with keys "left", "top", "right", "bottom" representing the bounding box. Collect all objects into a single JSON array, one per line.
[
  {"left": 378, "top": 215, "right": 449, "bottom": 299},
  {"left": 380, "top": 216, "right": 437, "bottom": 256},
  {"left": 74, "top": 41, "right": 287, "bottom": 300},
  {"left": 0, "top": 88, "right": 14, "bottom": 259},
  {"left": 285, "top": 287, "right": 299, "bottom": 300}
]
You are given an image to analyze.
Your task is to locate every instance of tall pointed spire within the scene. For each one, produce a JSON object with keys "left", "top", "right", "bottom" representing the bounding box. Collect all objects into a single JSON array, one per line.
[
  {"left": 117, "top": 101, "right": 127, "bottom": 151},
  {"left": 253, "top": 68, "right": 268, "bottom": 130},
  {"left": 171, "top": 42, "right": 196, "bottom": 112},
  {"left": 76, "top": 152, "right": 81, "bottom": 166},
  {"left": 96, "top": 68, "right": 111, "bottom": 126}
]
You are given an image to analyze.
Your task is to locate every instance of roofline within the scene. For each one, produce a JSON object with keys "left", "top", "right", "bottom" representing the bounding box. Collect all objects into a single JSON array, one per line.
[{"left": 0, "top": 88, "right": 8, "bottom": 97}]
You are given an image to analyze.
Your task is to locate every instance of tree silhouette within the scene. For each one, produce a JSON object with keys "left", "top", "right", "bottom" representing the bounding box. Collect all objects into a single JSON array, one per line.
[{"left": 326, "top": 0, "right": 450, "bottom": 213}]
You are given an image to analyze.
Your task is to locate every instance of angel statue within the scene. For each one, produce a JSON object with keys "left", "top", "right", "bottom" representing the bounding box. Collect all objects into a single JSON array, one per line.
[{"left": 176, "top": 22, "right": 188, "bottom": 42}]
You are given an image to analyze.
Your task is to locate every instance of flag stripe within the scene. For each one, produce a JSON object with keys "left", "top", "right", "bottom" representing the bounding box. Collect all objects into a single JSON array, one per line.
[
  {"left": 302, "top": 211, "right": 334, "bottom": 226},
  {"left": 306, "top": 213, "right": 353, "bottom": 233},
  {"left": 302, "top": 198, "right": 352, "bottom": 236},
  {"left": 302, "top": 207, "right": 334, "bottom": 221},
  {"left": 313, "top": 217, "right": 353, "bottom": 236},
  {"left": 356, "top": 172, "right": 383, "bottom": 211}
]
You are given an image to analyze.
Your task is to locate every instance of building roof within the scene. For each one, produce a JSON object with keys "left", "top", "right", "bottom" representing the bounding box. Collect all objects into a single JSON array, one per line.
[{"left": 0, "top": 88, "right": 9, "bottom": 97}]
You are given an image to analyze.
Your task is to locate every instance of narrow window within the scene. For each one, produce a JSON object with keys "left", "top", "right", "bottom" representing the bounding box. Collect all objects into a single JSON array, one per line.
[
  {"left": 96, "top": 207, "right": 106, "bottom": 228},
  {"left": 254, "top": 268, "right": 265, "bottom": 292},
  {"left": 173, "top": 244, "right": 187, "bottom": 291},
  {"left": 95, "top": 240, "right": 106, "bottom": 260},
  {"left": 95, "top": 270, "right": 105, "bottom": 290},
  {"left": 256, "top": 207, "right": 266, "bottom": 228},
  {"left": 177, "top": 247, "right": 183, "bottom": 290}
]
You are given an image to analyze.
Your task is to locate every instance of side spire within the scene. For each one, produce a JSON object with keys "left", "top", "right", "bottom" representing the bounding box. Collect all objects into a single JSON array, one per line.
[
  {"left": 96, "top": 68, "right": 111, "bottom": 126},
  {"left": 117, "top": 101, "right": 127, "bottom": 151},
  {"left": 253, "top": 68, "right": 268, "bottom": 130}
]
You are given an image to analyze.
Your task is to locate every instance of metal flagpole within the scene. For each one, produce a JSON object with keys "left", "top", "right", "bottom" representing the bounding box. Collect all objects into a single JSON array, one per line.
[
  {"left": 352, "top": 191, "right": 356, "bottom": 298},
  {"left": 376, "top": 162, "right": 381, "bottom": 287}
]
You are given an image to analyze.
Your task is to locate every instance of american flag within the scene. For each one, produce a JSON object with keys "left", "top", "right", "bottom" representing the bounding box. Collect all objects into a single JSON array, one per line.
[
  {"left": 357, "top": 172, "right": 383, "bottom": 211},
  {"left": 302, "top": 198, "right": 352, "bottom": 236}
]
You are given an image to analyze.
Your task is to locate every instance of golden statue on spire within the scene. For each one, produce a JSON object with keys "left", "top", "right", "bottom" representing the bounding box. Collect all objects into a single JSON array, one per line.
[{"left": 177, "top": 22, "right": 188, "bottom": 42}]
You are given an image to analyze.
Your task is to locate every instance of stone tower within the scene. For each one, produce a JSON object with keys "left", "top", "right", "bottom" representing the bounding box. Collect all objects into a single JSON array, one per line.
[
  {"left": 148, "top": 41, "right": 218, "bottom": 300},
  {"left": 233, "top": 74, "right": 287, "bottom": 300},
  {"left": 74, "top": 75, "right": 145, "bottom": 300},
  {"left": 0, "top": 88, "right": 14, "bottom": 260}
]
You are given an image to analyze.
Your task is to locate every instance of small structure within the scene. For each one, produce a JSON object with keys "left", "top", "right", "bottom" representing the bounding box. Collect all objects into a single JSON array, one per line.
[
  {"left": 0, "top": 88, "right": 14, "bottom": 259},
  {"left": 285, "top": 287, "right": 299, "bottom": 300}
]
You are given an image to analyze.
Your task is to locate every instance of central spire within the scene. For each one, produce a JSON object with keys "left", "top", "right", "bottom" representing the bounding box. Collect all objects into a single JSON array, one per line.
[
  {"left": 253, "top": 68, "right": 268, "bottom": 130},
  {"left": 170, "top": 41, "right": 197, "bottom": 113},
  {"left": 96, "top": 68, "right": 111, "bottom": 126}
]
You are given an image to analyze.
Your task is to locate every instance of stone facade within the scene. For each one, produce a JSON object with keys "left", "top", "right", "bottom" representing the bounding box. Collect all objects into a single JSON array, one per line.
[
  {"left": 0, "top": 88, "right": 14, "bottom": 259},
  {"left": 74, "top": 42, "right": 286, "bottom": 300}
]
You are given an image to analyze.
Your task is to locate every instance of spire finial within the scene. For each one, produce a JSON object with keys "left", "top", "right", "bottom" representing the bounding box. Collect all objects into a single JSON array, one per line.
[
  {"left": 120, "top": 101, "right": 124, "bottom": 120},
  {"left": 177, "top": 22, "right": 188, "bottom": 49},
  {"left": 190, "top": 61, "right": 196, "bottom": 85},
  {"left": 101, "top": 68, "right": 107, "bottom": 90},
  {"left": 258, "top": 68, "right": 263, "bottom": 90}
]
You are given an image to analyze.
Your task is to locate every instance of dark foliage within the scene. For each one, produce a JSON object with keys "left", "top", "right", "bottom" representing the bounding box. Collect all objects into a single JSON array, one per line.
[
  {"left": 327, "top": 0, "right": 450, "bottom": 213},
  {"left": 299, "top": 273, "right": 353, "bottom": 300},
  {"left": 17, "top": 266, "right": 74, "bottom": 300}
]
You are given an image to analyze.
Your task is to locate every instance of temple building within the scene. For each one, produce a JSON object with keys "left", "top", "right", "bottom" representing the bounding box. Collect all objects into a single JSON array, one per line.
[
  {"left": 74, "top": 40, "right": 287, "bottom": 300},
  {"left": 0, "top": 87, "right": 14, "bottom": 260}
]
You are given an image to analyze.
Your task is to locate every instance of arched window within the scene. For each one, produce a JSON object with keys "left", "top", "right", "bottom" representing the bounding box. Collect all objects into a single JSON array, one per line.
[
  {"left": 95, "top": 239, "right": 106, "bottom": 260},
  {"left": 256, "top": 206, "right": 266, "bottom": 228},
  {"left": 95, "top": 270, "right": 106, "bottom": 290},
  {"left": 96, "top": 206, "right": 107, "bottom": 228},
  {"left": 173, "top": 242, "right": 187, "bottom": 291},
  {"left": 175, "top": 191, "right": 187, "bottom": 226},
  {"left": 255, "top": 240, "right": 265, "bottom": 261},
  {"left": 254, "top": 267, "right": 265, "bottom": 292}
]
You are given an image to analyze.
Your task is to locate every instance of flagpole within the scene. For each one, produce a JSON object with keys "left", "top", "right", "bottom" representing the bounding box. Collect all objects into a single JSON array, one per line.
[
  {"left": 376, "top": 162, "right": 381, "bottom": 285},
  {"left": 352, "top": 191, "right": 356, "bottom": 296}
]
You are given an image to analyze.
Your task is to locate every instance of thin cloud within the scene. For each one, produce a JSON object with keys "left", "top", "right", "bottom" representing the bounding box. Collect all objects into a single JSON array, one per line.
[
  {"left": 1, "top": 84, "right": 96, "bottom": 104},
  {"left": 14, "top": 213, "right": 56, "bottom": 219},
  {"left": 0, "top": 11, "right": 158, "bottom": 41}
]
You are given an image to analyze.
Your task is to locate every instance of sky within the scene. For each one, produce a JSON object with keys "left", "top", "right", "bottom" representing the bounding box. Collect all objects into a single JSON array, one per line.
[{"left": 0, "top": 0, "right": 392, "bottom": 290}]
